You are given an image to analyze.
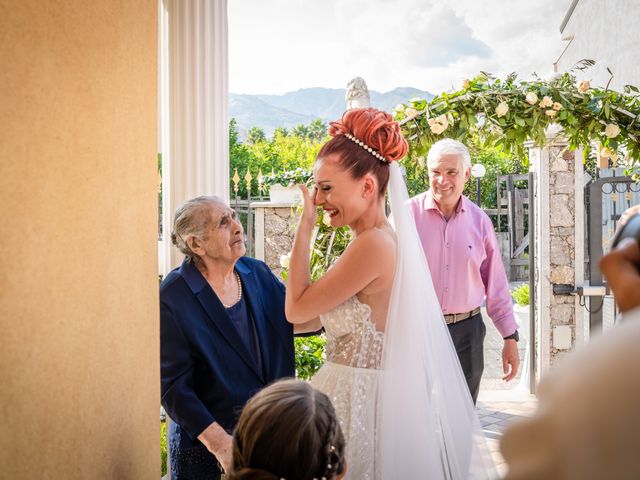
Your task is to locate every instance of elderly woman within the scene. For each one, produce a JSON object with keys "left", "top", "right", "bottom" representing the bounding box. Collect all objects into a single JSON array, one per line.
[{"left": 161, "top": 196, "right": 318, "bottom": 479}]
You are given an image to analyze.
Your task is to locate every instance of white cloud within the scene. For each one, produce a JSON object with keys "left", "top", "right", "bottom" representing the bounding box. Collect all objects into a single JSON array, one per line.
[{"left": 229, "top": 0, "right": 572, "bottom": 95}]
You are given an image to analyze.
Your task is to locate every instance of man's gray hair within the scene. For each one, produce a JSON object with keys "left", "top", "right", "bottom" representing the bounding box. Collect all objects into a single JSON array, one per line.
[
  {"left": 171, "top": 195, "right": 225, "bottom": 262},
  {"left": 426, "top": 139, "right": 471, "bottom": 170}
]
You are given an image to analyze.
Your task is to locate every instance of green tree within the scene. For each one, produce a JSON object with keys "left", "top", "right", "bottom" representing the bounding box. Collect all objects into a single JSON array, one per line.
[
  {"left": 308, "top": 118, "right": 329, "bottom": 141},
  {"left": 229, "top": 118, "right": 258, "bottom": 198},
  {"left": 291, "top": 124, "right": 310, "bottom": 139},
  {"left": 247, "top": 126, "right": 266, "bottom": 145},
  {"left": 273, "top": 126, "right": 289, "bottom": 138},
  {"left": 229, "top": 119, "right": 325, "bottom": 198}
]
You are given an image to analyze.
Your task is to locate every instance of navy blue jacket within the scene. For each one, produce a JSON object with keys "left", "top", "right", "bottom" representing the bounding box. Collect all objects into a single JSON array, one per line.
[{"left": 160, "top": 257, "right": 295, "bottom": 444}]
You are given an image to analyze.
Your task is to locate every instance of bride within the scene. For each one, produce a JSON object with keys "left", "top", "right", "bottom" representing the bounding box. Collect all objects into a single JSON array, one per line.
[{"left": 285, "top": 108, "right": 493, "bottom": 479}]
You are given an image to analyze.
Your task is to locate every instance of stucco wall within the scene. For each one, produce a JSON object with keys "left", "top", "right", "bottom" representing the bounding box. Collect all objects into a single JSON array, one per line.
[
  {"left": 0, "top": 1, "right": 158, "bottom": 478},
  {"left": 557, "top": 0, "right": 640, "bottom": 88}
]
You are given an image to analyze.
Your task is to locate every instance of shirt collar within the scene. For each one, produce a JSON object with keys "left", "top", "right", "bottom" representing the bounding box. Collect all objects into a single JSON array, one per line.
[{"left": 426, "top": 190, "right": 467, "bottom": 215}]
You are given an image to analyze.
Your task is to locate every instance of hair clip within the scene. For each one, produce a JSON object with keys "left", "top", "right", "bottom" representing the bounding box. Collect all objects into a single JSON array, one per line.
[{"left": 343, "top": 133, "right": 389, "bottom": 163}]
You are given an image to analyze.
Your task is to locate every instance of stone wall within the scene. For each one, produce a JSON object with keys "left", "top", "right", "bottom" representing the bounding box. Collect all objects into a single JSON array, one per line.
[
  {"left": 255, "top": 203, "right": 300, "bottom": 279},
  {"left": 548, "top": 147, "right": 579, "bottom": 365},
  {"left": 528, "top": 132, "right": 584, "bottom": 377}
]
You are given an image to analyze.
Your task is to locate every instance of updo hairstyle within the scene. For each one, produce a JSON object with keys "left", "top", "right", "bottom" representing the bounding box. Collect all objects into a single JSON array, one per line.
[
  {"left": 317, "top": 108, "right": 408, "bottom": 195},
  {"left": 229, "top": 379, "right": 346, "bottom": 480}
]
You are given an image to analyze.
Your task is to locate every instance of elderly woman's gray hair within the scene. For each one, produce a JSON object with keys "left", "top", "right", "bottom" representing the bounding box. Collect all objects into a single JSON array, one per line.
[
  {"left": 171, "top": 196, "right": 224, "bottom": 262},
  {"left": 426, "top": 139, "right": 471, "bottom": 170}
]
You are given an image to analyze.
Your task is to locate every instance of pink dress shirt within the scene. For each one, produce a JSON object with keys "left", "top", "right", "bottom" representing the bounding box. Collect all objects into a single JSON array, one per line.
[{"left": 408, "top": 190, "right": 517, "bottom": 338}]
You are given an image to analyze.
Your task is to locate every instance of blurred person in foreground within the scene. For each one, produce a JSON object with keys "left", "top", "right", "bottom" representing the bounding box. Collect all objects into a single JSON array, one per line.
[
  {"left": 228, "top": 379, "right": 347, "bottom": 480},
  {"left": 500, "top": 235, "right": 640, "bottom": 480}
]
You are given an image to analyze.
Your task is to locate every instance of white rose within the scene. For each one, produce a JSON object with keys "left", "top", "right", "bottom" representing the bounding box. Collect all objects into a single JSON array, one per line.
[
  {"left": 495, "top": 101, "right": 509, "bottom": 118},
  {"left": 279, "top": 253, "right": 291, "bottom": 269},
  {"left": 553, "top": 102, "right": 562, "bottom": 111},
  {"left": 404, "top": 107, "right": 419, "bottom": 119},
  {"left": 539, "top": 96, "right": 553, "bottom": 108},
  {"left": 428, "top": 114, "right": 449, "bottom": 135},
  {"left": 525, "top": 92, "right": 538, "bottom": 105},
  {"left": 322, "top": 211, "right": 333, "bottom": 227},
  {"left": 600, "top": 146, "right": 618, "bottom": 162},
  {"left": 578, "top": 80, "right": 590, "bottom": 93},
  {"left": 394, "top": 104, "right": 406, "bottom": 113},
  {"left": 605, "top": 123, "right": 621, "bottom": 138},
  {"left": 410, "top": 97, "right": 423, "bottom": 103},
  {"left": 545, "top": 109, "right": 557, "bottom": 117}
]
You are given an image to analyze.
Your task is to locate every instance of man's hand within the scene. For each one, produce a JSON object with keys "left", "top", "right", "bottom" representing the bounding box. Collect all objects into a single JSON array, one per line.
[
  {"left": 600, "top": 238, "right": 640, "bottom": 312},
  {"left": 502, "top": 339, "right": 520, "bottom": 382},
  {"left": 197, "top": 422, "right": 233, "bottom": 473}
]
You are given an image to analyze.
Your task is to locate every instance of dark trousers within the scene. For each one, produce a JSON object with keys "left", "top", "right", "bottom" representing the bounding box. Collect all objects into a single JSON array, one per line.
[
  {"left": 447, "top": 313, "right": 486, "bottom": 405},
  {"left": 169, "top": 434, "right": 222, "bottom": 480}
]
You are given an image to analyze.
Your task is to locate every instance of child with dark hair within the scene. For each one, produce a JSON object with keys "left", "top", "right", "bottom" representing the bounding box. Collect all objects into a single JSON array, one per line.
[{"left": 229, "top": 379, "right": 347, "bottom": 480}]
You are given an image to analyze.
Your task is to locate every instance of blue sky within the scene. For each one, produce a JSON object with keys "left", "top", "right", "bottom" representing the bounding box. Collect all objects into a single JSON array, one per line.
[{"left": 229, "top": 0, "right": 572, "bottom": 95}]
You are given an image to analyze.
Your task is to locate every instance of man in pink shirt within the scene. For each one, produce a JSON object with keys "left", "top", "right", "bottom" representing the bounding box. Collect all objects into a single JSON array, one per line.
[{"left": 408, "top": 138, "right": 519, "bottom": 404}]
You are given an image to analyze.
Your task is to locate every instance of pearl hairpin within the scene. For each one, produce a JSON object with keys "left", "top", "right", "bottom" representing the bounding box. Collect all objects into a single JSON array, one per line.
[{"left": 343, "top": 133, "right": 389, "bottom": 163}]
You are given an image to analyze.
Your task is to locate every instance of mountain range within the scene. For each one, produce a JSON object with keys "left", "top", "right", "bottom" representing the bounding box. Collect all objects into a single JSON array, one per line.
[{"left": 230, "top": 86, "right": 434, "bottom": 139}]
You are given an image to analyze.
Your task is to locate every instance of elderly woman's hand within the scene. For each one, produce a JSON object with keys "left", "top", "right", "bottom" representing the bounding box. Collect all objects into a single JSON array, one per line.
[
  {"left": 600, "top": 238, "right": 640, "bottom": 312},
  {"left": 298, "top": 184, "right": 318, "bottom": 230},
  {"left": 198, "top": 422, "right": 233, "bottom": 473}
]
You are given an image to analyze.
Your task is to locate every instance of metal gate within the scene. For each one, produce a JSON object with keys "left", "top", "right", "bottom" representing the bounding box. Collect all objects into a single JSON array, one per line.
[
  {"left": 585, "top": 170, "right": 640, "bottom": 332},
  {"left": 496, "top": 174, "right": 531, "bottom": 281}
]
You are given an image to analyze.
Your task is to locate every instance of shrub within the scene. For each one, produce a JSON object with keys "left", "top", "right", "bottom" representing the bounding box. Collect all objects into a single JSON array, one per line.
[
  {"left": 161, "top": 419, "right": 167, "bottom": 476},
  {"left": 511, "top": 283, "right": 530, "bottom": 306},
  {"left": 294, "top": 335, "right": 326, "bottom": 380}
]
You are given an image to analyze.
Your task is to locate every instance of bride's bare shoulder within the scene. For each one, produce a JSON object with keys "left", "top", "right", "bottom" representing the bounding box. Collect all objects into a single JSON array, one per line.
[{"left": 348, "top": 227, "right": 396, "bottom": 258}]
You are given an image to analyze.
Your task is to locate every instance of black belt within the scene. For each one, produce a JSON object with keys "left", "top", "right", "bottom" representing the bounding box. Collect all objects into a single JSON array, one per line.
[{"left": 444, "top": 307, "right": 481, "bottom": 325}]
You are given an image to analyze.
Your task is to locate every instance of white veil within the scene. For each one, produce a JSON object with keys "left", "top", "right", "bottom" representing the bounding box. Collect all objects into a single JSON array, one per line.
[{"left": 378, "top": 162, "right": 495, "bottom": 479}]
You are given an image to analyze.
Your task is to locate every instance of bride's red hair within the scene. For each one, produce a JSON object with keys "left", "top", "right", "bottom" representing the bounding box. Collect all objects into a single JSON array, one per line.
[{"left": 318, "top": 108, "right": 408, "bottom": 195}]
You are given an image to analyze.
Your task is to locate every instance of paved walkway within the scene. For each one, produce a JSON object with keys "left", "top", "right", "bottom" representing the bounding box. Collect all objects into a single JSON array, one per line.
[
  {"left": 477, "top": 291, "right": 538, "bottom": 477},
  {"left": 480, "top": 302, "right": 531, "bottom": 392},
  {"left": 478, "top": 390, "right": 538, "bottom": 477}
]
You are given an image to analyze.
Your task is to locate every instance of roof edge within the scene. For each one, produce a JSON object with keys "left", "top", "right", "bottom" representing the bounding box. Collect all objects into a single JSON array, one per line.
[{"left": 560, "top": 0, "right": 580, "bottom": 33}]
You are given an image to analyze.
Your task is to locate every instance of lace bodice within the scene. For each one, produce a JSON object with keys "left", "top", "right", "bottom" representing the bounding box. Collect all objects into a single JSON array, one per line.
[{"left": 320, "top": 296, "right": 385, "bottom": 369}]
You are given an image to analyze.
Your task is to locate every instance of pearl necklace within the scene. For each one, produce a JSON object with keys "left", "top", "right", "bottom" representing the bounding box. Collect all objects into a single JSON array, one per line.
[{"left": 222, "top": 271, "right": 242, "bottom": 308}]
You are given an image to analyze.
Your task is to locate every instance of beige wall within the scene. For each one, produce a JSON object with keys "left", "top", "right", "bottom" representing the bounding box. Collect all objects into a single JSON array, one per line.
[{"left": 0, "top": 1, "right": 158, "bottom": 478}]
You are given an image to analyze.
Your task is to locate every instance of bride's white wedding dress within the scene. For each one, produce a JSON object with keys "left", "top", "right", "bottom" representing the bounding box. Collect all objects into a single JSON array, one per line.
[
  {"left": 310, "top": 163, "right": 495, "bottom": 480},
  {"left": 311, "top": 295, "right": 384, "bottom": 479}
]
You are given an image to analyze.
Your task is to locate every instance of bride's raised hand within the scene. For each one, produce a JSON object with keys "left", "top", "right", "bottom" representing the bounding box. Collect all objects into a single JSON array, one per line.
[{"left": 298, "top": 184, "right": 318, "bottom": 230}]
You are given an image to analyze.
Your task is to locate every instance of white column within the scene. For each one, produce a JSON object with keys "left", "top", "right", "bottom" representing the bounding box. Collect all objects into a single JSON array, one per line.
[
  {"left": 160, "top": 0, "right": 229, "bottom": 274},
  {"left": 527, "top": 139, "right": 552, "bottom": 378},
  {"left": 573, "top": 147, "right": 587, "bottom": 346}
]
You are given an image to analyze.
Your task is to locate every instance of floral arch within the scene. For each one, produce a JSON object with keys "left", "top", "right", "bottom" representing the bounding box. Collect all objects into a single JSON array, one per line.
[{"left": 394, "top": 68, "right": 640, "bottom": 170}]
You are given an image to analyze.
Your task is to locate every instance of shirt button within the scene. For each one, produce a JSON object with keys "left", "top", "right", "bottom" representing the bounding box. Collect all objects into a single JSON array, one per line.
[
  {"left": 445, "top": 265, "right": 449, "bottom": 270},
  {"left": 446, "top": 243, "right": 450, "bottom": 248},
  {"left": 445, "top": 288, "right": 449, "bottom": 292}
]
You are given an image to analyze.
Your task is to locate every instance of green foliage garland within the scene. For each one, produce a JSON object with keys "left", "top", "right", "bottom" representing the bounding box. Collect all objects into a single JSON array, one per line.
[{"left": 394, "top": 69, "right": 640, "bottom": 167}]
